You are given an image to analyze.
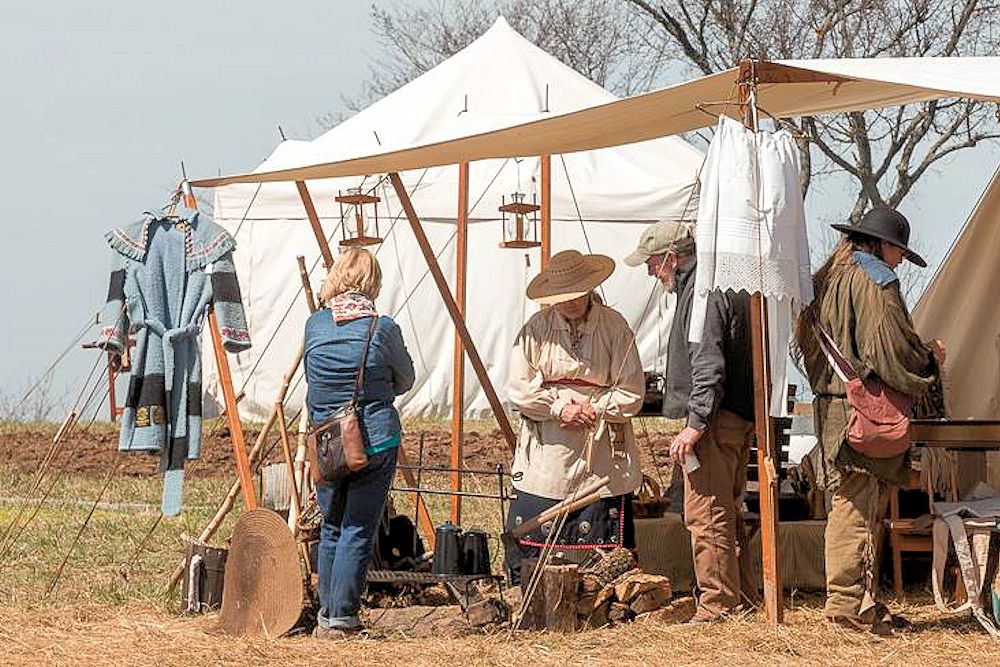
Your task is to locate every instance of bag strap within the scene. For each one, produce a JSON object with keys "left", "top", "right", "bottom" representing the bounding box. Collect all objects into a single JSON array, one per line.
[
  {"left": 813, "top": 325, "right": 859, "bottom": 383},
  {"left": 350, "top": 316, "right": 379, "bottom": 407}
]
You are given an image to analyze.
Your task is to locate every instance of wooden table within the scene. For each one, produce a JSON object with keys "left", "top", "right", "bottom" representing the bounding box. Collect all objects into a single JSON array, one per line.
[{"left": 909, "top": 419, "right": 1000, "bottom": 450}]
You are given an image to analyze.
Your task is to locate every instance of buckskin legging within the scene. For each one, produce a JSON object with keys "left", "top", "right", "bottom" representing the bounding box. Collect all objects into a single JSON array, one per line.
[{"left": 824, "top": 470, "right": 890, "bottom": 622}]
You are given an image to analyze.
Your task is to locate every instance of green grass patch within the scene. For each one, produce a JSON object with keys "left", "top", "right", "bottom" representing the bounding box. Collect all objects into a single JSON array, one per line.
[{"left": 0, "top": 467, "right": 237, "bottom": 609}]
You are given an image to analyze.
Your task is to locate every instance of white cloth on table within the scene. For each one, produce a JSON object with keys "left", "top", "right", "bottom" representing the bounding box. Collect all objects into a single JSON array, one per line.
[{"left": 689, "top": 115, "right": 813, "bottom": 416}]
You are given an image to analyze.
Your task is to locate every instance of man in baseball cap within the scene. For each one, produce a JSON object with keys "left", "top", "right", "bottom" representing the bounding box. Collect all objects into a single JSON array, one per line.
[
  {"left": 624, "top": 220, "right": 695, "bottom": 292},
  {"left": 627, "top": 220, "right": 756, "bottom": 623}
]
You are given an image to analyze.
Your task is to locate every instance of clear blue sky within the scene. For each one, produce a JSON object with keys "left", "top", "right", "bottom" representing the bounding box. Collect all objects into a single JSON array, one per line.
[{"left": 0, "top": 2, "right": 997, "bottom": 413}]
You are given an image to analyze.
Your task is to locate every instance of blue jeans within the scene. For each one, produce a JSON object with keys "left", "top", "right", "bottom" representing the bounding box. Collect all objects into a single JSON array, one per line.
[{"left": 315, "top": 448, "right": 397, "bottom": 629}]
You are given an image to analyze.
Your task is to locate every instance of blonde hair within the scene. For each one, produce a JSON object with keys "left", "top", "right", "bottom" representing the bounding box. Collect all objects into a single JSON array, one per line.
[{"left": 319, "top": 248, "right": 382, "bottom": 302}]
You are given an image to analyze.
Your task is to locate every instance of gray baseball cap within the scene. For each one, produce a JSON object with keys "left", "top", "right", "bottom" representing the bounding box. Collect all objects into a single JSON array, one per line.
[{"left": 623, "top": 221, "right": 695, "bottom": 267}]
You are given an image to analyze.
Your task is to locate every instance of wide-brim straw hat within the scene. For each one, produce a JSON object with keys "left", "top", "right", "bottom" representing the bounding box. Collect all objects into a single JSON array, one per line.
[
  {"left": 526, "top": 249, "right": 615, "bottom": 305},
  {"left": 215, "top": 508, "right": 304, "bottom": 637}
]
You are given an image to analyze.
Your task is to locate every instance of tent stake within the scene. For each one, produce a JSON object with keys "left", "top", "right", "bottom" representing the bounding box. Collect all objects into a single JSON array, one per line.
[{"left": 389, "top": 172, "right": 517, "bottom": 453}]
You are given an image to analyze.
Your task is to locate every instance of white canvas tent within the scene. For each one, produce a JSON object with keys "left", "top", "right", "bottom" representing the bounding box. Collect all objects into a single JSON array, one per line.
[
  {"left": 197, "top": 58, "right": 1000, "bottom": 188},
  {"left": 203, "top": 17, "right": 704, "bottom": 419},
  {"left": 913, "top": 165, "right": 1000, "bottom": 487}
]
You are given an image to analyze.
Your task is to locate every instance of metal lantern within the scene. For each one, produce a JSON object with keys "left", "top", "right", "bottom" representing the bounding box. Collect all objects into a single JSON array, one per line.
[
  {"left": 498, "top": 191, "right": 541, "bottom": 249},
  {"left": 336, "top": 187, "right": 383, "bottom": 247}
]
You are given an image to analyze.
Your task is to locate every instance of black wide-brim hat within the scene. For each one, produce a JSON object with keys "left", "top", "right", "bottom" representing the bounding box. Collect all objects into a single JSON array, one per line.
[{"left": 831, "top": 207, "right": 926, "bottom": 267}]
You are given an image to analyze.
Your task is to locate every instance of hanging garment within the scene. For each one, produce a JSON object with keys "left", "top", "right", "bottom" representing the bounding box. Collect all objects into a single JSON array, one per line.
[
  {"left": 99, "top": 211, "right": 250, "bottom": 516},
  {"left": 690, "top": 115, "right": 813, "bottom": 416}
]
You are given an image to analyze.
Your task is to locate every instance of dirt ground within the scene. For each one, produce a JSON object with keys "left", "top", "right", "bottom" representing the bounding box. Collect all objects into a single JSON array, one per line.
[{"left": 0, "top": 419, "right": 680, "bottom": 481}]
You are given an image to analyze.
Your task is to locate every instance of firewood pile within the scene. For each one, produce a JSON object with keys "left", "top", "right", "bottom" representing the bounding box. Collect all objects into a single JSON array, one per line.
[{"left": 518, "top": 548, "right": 675, "bottom": 631}]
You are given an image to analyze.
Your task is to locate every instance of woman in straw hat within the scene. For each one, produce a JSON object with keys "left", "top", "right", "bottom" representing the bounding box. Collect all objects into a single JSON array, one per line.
[
  {"left": 794, "top": 207, "right": 945, "bottom": 633},
  {"left": 304, "top": 248, "right": 415, "bottom": 638},
  {"left": 504, "top": 249, "right": 646, "bottom": 581}
]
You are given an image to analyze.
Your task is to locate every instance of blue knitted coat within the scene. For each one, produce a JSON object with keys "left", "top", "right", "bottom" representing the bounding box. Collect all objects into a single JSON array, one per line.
[{"left": 100, "top": 211, "right": 250, "bottom": 515}]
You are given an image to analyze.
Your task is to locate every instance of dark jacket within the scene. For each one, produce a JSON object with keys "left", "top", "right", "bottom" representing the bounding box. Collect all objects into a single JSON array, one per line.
[
  {"left": 662, "top": 262, "right": 695, "bottom": 419},
  {"left": 304, "top": 311, "right": 415, "bottom": 451},
  {"left": 686, "top": 289, "right": 754, "bottom": 430}
]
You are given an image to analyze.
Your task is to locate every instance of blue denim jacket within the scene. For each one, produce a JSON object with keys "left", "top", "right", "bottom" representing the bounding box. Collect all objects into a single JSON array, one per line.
[{"left": 304, "top": 311, "right": 415, "bottom": 453}]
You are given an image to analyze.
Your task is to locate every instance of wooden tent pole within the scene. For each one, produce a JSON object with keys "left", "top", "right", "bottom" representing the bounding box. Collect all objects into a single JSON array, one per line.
[
  {"left": 540, "top": 154, "right": 552, "bottom": 269},
  {"left": 208, "top": 307, "right": 257, "bottom": 511},
  {"left": 389, "top": 172, "right": 517, "bottom": 452},
  {"left": 450, "top": 162, "right": 470, "bottom": 524},
  {"left": 296, "top": 181, "right": 335, "bottom": 270},
  {"left": 739, "top": 59, "right": 783, "bottom": 625}
]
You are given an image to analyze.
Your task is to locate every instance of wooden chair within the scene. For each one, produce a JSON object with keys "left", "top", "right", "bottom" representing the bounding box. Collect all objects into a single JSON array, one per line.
[
  {"left": 887, "top": 464, "right": 959, "bottom": 599},
  {"left": 887, "top": 470, "right": 931, "bottom": 599}
]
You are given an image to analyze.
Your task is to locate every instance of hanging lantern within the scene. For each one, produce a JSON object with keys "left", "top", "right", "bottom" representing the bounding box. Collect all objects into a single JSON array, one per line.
[
  {"left": 336, "top": 187, "right": 383, "bottom": 247},
  {"left": 498, "top": 191, "right": 541, "bottom": 249}
]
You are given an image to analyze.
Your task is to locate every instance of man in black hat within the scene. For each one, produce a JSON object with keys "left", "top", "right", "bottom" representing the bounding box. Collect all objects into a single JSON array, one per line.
[{"left": 794, "top": 206, "right": 946, "bottom": 633}]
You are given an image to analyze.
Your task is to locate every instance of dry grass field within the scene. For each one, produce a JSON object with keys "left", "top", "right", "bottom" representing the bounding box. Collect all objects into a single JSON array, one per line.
[{"left": 1, "top": 419, "right": 997, "bottom": 666}]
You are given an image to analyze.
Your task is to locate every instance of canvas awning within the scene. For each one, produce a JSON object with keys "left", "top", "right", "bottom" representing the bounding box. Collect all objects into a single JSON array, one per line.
[{"left": 192, "top": 57, "right": 1000, "bottom": 188}]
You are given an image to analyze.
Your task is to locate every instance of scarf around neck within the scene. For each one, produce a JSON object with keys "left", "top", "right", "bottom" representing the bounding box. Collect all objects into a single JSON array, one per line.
[{"left": 330, "top": 290, "right": 378, "bottom": 323}]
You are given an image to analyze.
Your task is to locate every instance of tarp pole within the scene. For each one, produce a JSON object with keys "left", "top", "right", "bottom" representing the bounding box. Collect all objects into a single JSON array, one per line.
[
  {"left": 540, "top": 154, "right": 552, "bottom": 269},
  {"left": 389, "top": 172, "right": 517, "bottom": 452},
  {"left": 208, "top": 307, "right": 257, "bottom": 511},
  {"left": 741, "top": 59, "right": 783, "bottom": 626},
  {"left": 296, "top": 181, "right": 335, "bottom": 269},
  {"left": 450, "top": 162, "right": 470, "bottom": 524}
]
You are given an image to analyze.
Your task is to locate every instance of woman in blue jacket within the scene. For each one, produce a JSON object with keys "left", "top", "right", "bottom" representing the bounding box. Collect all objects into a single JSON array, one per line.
[{"left": 304, "top": 248, "right": 415, "bottom": 638}]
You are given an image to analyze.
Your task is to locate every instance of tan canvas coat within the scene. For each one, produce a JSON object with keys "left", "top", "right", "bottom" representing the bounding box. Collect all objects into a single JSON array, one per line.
[{"left": 508, "top": 300, "right": 645, "bottom": 500}]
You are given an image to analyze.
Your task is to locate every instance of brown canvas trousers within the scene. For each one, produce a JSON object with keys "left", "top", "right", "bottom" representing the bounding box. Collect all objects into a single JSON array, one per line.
[
  {"left": 684, "top": 409, "right": 754, "bottom": 620},
  {"left": 824, "top": 470, "right": 890, "bottom": 622}
]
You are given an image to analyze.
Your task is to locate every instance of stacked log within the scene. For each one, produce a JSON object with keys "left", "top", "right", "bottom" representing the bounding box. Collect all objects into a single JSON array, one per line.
[
  {"left": 578, "top": 569, "right": 672, "bottom": 627},
  {"left": 519, "top": 550, "right": 674, "bottom": 630}
]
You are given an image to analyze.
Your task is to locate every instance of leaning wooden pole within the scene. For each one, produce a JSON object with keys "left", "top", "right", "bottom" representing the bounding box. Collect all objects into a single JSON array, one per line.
[
  {"left": 296, "top": 180, "right": 335, "bottom": 270},
  {"left": 450, "top": 162, "right": 470, "bottom": 524},
  {"left": 389, "top": 172, "right": 517, "bottom": 452},
  {"left": 208, "top": 307, "right": 257, "bottom": 512},
  {"left": 739, "top": 59, "right": 783, "bottom": 625},
  {"left": 540, "top": 154, "right": 552, "bottom": 270}
]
